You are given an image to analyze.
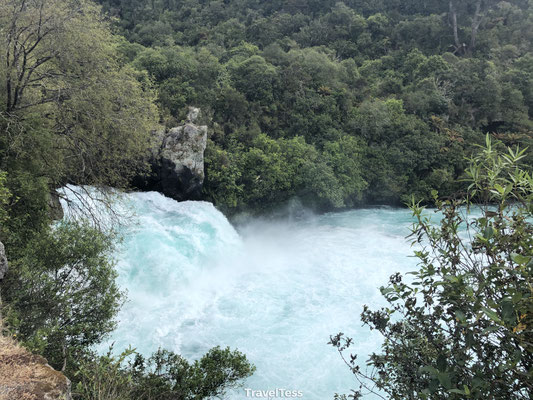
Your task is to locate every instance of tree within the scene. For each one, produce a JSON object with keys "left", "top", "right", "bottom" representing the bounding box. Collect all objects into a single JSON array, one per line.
[
  {"left": 228, "top": 55, "right": 277, "bottom": 104},
  {"left": 448, "top": 0, "right": 499, "bottom": 56},
  {"left": 1, "top": 0, "right": 71, "bottom": 113},
  {"left": 1, "top": 222, "right": 124, "bottom": 372},
  {"left": 0, "top": 2, "right": 158, "bottom": 367},
  {"left": 0, "top": 0, "right": 158, "bottom": 189},
  {"left": 86, "top": 0, "right": 533, "bottom": 212},
  {"left": 331, "top": 136, "right": 533, "bottom": 399},
  {"left": 74, "top": 346, "right": 256, "bottom": 400}
]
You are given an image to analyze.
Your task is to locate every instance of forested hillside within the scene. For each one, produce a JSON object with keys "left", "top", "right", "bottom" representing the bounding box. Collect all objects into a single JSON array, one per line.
[{"left": 97, "top": 0, "right": 533, "bottom": 211}]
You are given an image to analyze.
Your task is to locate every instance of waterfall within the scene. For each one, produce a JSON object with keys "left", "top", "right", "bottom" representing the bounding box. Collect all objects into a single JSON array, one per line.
[{"left": 61, "top": 188, "right": 418, "bottom": 399}]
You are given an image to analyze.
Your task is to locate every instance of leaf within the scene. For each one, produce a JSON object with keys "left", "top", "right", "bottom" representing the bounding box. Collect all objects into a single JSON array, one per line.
[
  {"left": 493, "top": 183, "right": 505, "bottom": 195},
  {"left": 482, "top": 226, "right": 495, "bottom": 240},
  {"left": 436, "top": 354, "right": 447, "bottom": 372},
  {"left": 449, "top": 389, "right": 466, "bottom": 395},
  {"left": 465, "top": 330, "right": 475, "bottom": 347},
  {"left": 437, "top": 372, "right": 452, "bottom": 389},
  {"left": 455, "top": 310, "right": 466, "bottom": 323},
  {"left": 511, "top": 253, "right": 531, "bottom": 265},
  {"left": 511, "top": 291, "right": 523, "bottom": 303},
  {"left": 428, "top": 378, "right": 439, "bottom": 393},
  {"left": 482, "top": 307, "right": 502, "bottom": 324},
  {"left": 380, "top": 287, "right": 394, "bottom": 295},
  {"left": 444, "top": 274, "right": 460, "bottom": 283},
  {"left": 419, "top": 365, "right": 439, "bottom": 375},
  {"left": 500, "top": 300, "right": 515, "bottom": 324},
  {"left": 482, "top": 325, "right": 500, "bottom": 334}
]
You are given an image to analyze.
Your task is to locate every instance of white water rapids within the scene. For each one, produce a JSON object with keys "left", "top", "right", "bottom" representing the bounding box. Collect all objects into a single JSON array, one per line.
[{"left": 64, "top": 189, "right": 421, "bottom": 399}]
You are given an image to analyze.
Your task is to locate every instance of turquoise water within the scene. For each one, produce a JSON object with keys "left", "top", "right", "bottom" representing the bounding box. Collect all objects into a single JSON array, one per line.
[{"left": 91, "top": 191, "right": 420, "bottom": 399}]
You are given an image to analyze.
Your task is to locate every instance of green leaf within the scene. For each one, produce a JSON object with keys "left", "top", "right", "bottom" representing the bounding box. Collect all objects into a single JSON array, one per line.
[
  {"left": 500, "top": 300, "right": 515, "bottom": 324},
  {"left": 449, "top": 389, "right": 466, "bottom": 395},
  {"left": 419, "top": 365, "right": 439, "bottom": 375},
  {"left": 465, "top": 330, "right": 475, "bottom": 347},
  {"left": 380, "top": 287, "right": 394, "bottom": 295},
  {"left": 428, "top": 378, "right": 439, "bottom": 393},
  {"left": 511, "top": 291, "right": 523, "bottom": 303},
  {"left": 455, "top": 310, "right": 466, "bottom": 323},
  {"left": 444, "top": 274, "right": 460, "bottom": 283},
  {"left": 436, "top": 354, "right": 447, "bottom": 372},
  {"left": 482, "top": 325, "right": 500, "bottom": 334},
  {"left": 482, "top": 307, "right": 502, "bottom": 324},
  {"left": 437, "top": 372, "right": 452, "bottom": 389},
  {"left": 493, "top": 183, "right": 505, "bottom": 195},
  {"left": 482, "top": 226, "right": 495, "bottom": 240},
  {"left": 511, "top": 253, "right": 531, "bottom": 265}
]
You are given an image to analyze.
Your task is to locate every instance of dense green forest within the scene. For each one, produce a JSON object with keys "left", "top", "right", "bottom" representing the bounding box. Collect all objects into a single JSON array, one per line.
[
  {"left": 0, "top": 0, "right": 532, "bottom": 399},
  {"left": 96, "top": 0, "right": 533, "bottom": 211}
]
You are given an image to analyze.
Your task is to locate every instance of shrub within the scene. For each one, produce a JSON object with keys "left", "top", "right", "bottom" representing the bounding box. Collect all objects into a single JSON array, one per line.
[{"left": 331, "top": 136, "right": 533, "bottom": 399}]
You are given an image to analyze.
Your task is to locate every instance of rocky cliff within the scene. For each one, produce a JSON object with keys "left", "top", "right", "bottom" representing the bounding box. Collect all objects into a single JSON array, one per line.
[
  {"left": 134, "top": 107, "right": 208, "bottom": 201},
  {"left": 0, "top": 334, "right": 72, "bottom": 400}
]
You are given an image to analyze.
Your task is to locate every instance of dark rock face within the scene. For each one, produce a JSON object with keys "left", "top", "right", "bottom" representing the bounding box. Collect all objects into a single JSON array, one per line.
[
  {"left": 134, "top": 107, "right": 208, "bottom": 201},
  {"left": 47, "top": 190, "right": 64, "bottom": 221},
  {"left": 0, "top": 241, "right": 7, "bottom": 281}
]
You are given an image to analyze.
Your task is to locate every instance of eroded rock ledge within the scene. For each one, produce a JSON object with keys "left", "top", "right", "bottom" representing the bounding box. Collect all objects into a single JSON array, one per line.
[{"left": 0, "top": 335, "right": 72, "bottom": 400}]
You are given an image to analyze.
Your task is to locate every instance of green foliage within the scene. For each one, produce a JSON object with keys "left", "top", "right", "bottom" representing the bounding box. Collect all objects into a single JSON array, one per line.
[
  {"left": 0, "top": 171, "right": 10, "bottom": 226},
  {"left": 205, "top": 132, "right": 367, "bottom": 211},
  {"left": 90, "top": 0, "right": 533, "bottom": 212},
  {"left": 74, "top": 346, "right": 255, "bottom": 400},
  {"left": 0, "top": 1, "right": 159, "bottom": 375},
  {"left": 323, "top": 136, "right": 367, "bottom": 206},
  {"left": 2, "top": 0, "right": 533, "bottom": 392},
  {"left": 75, "top": 347, "right": 137, "bottom": 400},
  {"left": 330, "top": 137, "right": 533, "bottom": 399},
  {"left": 0, "top": 168, "right": 51, "bottom": 252},
  {"left": 2, "top": 222, "right": 124, "bottom": 372},
  {"left": 0, "top": 0, "right": 161, "bottom": 372},
  {"left": 0, "top": 0, "right": 158, "bottom": 190},
  {"left": 228, "top": 55, "right": 278, "bottom": 104},
  {"left": 0, "top": 2, "right": 259, "bottom": 399}
]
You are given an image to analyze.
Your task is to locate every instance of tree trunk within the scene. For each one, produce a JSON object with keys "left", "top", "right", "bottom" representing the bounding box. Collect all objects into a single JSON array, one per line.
[
  {"left": 61, "top": 343, "right": 67, "bottom": 372},
  {"left": 470, "top": 0, "right": 483, "bottom": 55},
  {"left": 449, "top": 0, "right": 463, "bottom": 55}
]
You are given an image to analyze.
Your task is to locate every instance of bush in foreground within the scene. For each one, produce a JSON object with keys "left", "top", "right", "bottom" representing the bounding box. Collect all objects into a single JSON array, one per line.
[
  {"left": 74, "top": 346, "right": 255, "bottom": 400},
  {"left": 331, "top": 136, "right": 532, "bottom": 399}
]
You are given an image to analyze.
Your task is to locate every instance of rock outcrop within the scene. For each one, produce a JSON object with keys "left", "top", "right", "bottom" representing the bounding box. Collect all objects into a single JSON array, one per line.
[
  {"left": 134, "top": 107, "right": 208, "bottom": 201},
  {"left": 0, "top": 334, "right": 72, "bottom": 400},
  {"left": 0, "top": 241, "right": 7, "bottom": 282},
  {"left": 47, "top": 191, "right": 64, "bottom": 221}
]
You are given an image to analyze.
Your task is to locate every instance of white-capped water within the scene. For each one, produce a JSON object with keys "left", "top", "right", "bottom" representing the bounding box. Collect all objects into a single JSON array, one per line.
[{"left": 89, "top": 191, "right": 419, "bottom": 399}]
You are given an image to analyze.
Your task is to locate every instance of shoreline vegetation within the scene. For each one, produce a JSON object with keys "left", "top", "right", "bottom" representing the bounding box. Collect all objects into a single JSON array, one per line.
[{"left": 0, "top": 0, "right": 532, "bottom": 398}]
